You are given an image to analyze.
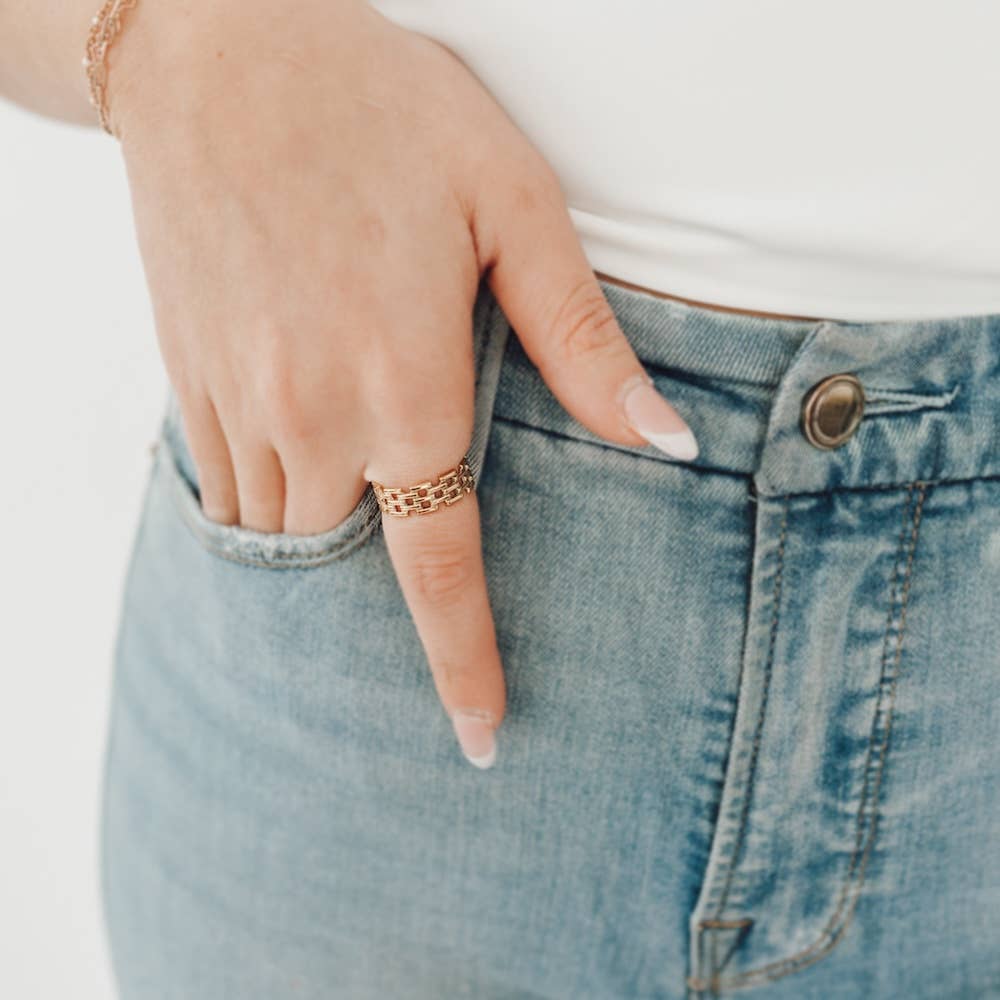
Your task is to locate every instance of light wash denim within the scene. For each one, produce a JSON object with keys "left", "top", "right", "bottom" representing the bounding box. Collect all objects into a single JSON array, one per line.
[{"left": 100, "top": 277, "right": 1000, "bottom": 999}]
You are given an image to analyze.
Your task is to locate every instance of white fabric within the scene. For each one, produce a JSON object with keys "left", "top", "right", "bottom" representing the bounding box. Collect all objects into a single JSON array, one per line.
[{"left": 368, "top": 1, "right": 1000, "bottom": 321}]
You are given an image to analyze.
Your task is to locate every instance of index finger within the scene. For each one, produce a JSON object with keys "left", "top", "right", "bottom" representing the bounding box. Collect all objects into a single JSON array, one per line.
[{"left": 374, "top": 458, "right": 506, "bottom": 770}]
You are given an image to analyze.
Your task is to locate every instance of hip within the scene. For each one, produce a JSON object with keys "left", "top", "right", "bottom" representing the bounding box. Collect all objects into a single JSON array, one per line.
[{"left": 100, "top": 277, "right": 1000, "bottom": 998}]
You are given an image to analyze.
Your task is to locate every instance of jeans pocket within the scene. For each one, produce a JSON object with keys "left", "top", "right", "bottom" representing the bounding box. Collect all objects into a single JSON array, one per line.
[
  {"left": 157, "top": 392, "right": 382, "bottom": 569},
  {"left": 155, "top": 280, "right": 512, "bottom": 570}
]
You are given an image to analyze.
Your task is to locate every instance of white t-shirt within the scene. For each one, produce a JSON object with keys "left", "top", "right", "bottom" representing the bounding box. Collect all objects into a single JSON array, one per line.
[{"left": 367, "top": 1, "right": 1000, "bottom": 321}]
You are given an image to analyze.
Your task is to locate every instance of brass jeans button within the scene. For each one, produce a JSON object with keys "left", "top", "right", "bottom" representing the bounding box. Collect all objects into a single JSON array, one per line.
[{"left": 801, "top": 373, "right": 866, "bottom": 449}]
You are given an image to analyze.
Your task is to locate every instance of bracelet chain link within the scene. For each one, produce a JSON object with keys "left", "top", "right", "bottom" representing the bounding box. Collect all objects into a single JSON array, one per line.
[{"left": 83, "top": 0, "right": 139, "bottom": 136}]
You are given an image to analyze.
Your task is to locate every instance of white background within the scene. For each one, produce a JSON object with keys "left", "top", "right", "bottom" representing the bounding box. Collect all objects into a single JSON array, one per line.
[{"left": 1, "top": 100, "right": 165, "bottom": 999}]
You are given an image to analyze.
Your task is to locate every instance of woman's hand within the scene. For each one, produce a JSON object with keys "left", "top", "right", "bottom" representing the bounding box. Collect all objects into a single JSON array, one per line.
[{"left": 110, "top": 0, "right": 698, "bottom": 767}]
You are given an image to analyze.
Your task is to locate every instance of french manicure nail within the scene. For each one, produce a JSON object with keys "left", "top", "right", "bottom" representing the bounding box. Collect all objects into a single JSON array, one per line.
[
  {"left": 618, "top": 373, "right": 699, "bottom": 461},
  {"left": 451, "top": 709, "right": 497, "bottom": 770}
]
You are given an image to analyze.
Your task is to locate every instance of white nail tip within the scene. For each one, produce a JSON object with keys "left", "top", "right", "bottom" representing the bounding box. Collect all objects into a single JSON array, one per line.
[
  {"left": 464, "top": 745, "right": 497, "bottom": 770},
  {"left": 644, "top": 428, "right": 700, "bottom": 461},
  {"left": 451, "top": 710, "right": 498, "bottom": 769}
]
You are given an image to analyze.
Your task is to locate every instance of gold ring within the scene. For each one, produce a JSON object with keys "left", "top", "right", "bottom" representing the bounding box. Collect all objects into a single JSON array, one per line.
[{"left": 371, "top": 455, "right": 475, "bottom": 518}]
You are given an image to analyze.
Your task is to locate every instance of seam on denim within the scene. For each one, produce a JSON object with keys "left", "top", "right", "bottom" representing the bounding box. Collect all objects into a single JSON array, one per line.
[
  {"left": 494, "top": 414, "right": 1000, "bottom": 496},
  {"left": 699, "top": 918, "right": 754, "bottom": 930},
  {"left": 490, "top": 413, "right": 751, "bottom": 480},
  {"left": 704, "top": 481, "right": 928, "bottom": 991},
  {"left": 711, "top": 930, "right": 718, "bottom": 994},
  {"left": 709, "top": 921, "right": 755, "bottom": 989},
  {"left": 686, "top": 489, "right": 762, "bottom": 997},
  {"left": 686, "top": 976, "right": 713, "bottom": 994},
  {"left": 697, "top": 492, "right": 790, "bottom": 984},
  {"left": 640, "top": 362, "right": 783, "bottom": 392},
  {"left": 178, "top": 517, "right": 382, "bottom": 570},
  {"left": 756, "top": 470, "right": 1000, "bottom": 499},
  {"left": 100, "top": 447, "right": 160, "bottom": 909},
  {"left": 839, "top": 486, "right": 914, "bottom": 873},
  {"left": 468, "top": 292, "right": 503, "bottom": 482},
  {"left": 707, "top": 493, "right": 790, "bottom": 912},
  {"left": 863, "top": 383, "right": 961, "bottom": 414},
  {"left": 161, "top": 444, "right": 382, "bottom": 569},
  {"left": 477, "top": 290, "right": 498, "bottom": 386}
]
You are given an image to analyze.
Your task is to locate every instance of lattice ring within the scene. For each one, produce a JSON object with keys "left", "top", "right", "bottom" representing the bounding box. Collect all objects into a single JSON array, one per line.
[{"left": 370, "top": 455, "right": 475, "bottom": 518}]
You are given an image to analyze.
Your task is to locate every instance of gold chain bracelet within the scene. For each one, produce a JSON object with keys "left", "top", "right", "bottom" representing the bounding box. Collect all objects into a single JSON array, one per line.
[{"left": 83, "top": 0, "right": 139, "bottom": 136}]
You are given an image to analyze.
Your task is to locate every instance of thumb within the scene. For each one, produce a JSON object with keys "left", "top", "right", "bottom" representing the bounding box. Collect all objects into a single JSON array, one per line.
[{"left": 480, "top": 170, "right": 699, "bottom": 462}]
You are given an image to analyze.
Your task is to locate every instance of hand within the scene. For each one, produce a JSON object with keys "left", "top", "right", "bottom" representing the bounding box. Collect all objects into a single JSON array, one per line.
[{"left": 110, "top": 0, "right": 699, "bottom": 768}]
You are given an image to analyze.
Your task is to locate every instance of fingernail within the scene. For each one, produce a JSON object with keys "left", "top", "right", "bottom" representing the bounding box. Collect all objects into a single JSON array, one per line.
[
  {"left": 618, "top": 373, "right": 699, "bottom": 461},
  {"left": 451, "top": 709, "right": 497, "bottom": 770}
]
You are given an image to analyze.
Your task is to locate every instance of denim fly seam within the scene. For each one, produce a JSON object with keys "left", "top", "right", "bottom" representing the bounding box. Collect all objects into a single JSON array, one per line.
[
  {"left": 626, "top": 300, "right": 996, "bottom": 994},
  {"left": 685, "top": 482, "right": 931, "bottom": 996}
]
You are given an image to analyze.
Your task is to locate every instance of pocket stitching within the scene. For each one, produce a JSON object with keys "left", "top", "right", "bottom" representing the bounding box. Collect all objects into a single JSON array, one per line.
[{"left": 159, "top": 434, "right": 383, "bottom": 569}]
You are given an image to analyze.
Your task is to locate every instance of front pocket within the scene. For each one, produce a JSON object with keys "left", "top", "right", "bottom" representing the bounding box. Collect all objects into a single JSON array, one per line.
[
  {"left": 158, "top": 400, "right": 383, "bottom": 570},
  {"left": 157, "top": 279, "right": 512, "bottom": 570}
]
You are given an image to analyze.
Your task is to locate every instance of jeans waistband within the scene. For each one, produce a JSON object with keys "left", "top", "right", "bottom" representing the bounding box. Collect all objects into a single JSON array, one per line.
[{"left": 593, "top": 279, "right": 1000, "bottom": 496}]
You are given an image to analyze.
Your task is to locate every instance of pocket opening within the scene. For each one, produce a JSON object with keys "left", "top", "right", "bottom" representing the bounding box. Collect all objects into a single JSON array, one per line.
[
  {"left": 158, "top": 419, "right": 384, "bottom": 570},
  {"left": 156, "top": 277, "right": 511, "bottom": 570}
]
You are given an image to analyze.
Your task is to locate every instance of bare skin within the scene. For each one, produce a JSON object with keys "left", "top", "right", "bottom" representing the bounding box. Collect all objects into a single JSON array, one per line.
[{"left": 0, "top": 0, "right": 802, "bottom": 767}]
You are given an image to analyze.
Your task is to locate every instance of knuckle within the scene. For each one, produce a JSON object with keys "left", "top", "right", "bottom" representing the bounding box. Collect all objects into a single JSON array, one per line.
[
  {"left": 549, "top": 280, "right": 622, "bottom": 363},
  {"left": 168, "top": 366, "right": 208, "bottom": 418},
  {"left": 532, "top": 158, "right": 565, "bottom": 200},
  {"left": 377, "top": 415, "right": 469, "bottom": 463},
  {"left": 437, "top": 656, "right": 476, "bottom": 687},
  {"left": 508, "top": 166, "right": 560, "bottom": 215},
  {"left": 370, "top": 388, "right": 426, "bottom": 441},
  {"left": 369, "top": 389, "right": 472, "bottom": 461},
  {"left": 239, "top": 480, "right": 282, "bottom": 514},
  {"left": 409, "top": 542, "right": 476, "bottom": 609},
  {"left": 258, "top": 366, "right": 323, "bottom": 445},
  {"left": 195, "top": 465, "right": 234, "bottom": 505}
]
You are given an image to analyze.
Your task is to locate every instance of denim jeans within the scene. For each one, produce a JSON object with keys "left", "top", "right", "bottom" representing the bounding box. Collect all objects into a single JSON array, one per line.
[{"left": 100, "top": 278, "right": 1000, "bottom": 999}]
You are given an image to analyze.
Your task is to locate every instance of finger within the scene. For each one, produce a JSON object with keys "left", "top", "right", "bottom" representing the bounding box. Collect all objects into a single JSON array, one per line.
[
  {"left": 379, "top": 485, "right": 505, "bottom": 770},
  {"left": 228, "top": 438, "right": 286, "bottom": 533},
  {"left": 280, "top": 441, "right": 370, "bottom": 535},
  {"left": 365, "top": 353, "right": 505, "bottom": 770},
  {"left": 479, "top": 168, "right": 699, "bottom": 461},
  {"left": 265, "top": 375, "right": 372, "bottom": 535},
  {"left": 175, "top": 389, "right": 240, "bottom": 525}
]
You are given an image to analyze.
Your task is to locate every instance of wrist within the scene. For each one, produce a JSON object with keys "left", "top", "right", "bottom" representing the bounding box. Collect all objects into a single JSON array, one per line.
[
  {"left": 105, "top": 0, "right": 370, "bottom": 145},
  {"left": 0, "top": 0, "right": 107, "bottom": 125},
  {"left": 101, "top": 0, "right": 188, "bottom": 142}
]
